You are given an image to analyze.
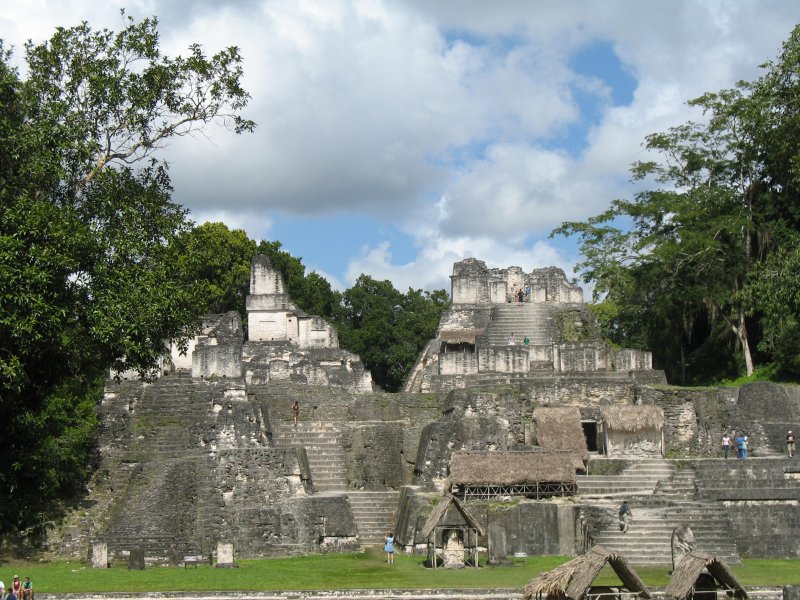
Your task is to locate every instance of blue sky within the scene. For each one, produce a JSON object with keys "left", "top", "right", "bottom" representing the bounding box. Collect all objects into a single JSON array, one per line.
[{"left": 3, "top": 1, "right": 799, "bottom": 294}]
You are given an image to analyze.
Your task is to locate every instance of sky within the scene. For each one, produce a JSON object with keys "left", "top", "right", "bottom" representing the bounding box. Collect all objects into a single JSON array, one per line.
[{"left": 2, "top": 1, "right": 799, "bottom": 295}]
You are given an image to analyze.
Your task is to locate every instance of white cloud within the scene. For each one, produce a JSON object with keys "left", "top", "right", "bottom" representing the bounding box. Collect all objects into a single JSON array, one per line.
[{"left": 3, "top": 0, "right": 800, "bottom": 294}]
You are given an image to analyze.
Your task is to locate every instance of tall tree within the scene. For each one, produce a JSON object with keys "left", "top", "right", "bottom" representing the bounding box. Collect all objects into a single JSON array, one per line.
[
  {"left": 555, "top": 24, "right": 800, "bottom": 382},
  {"left": 0, "top": 15, "right": 252, "bottom": 533},
  {"left": 172, "top": 222, "right": 257, "bottom": 321},
  {"left": 334, "top": 276, "right": 449, "bottom": 391}
]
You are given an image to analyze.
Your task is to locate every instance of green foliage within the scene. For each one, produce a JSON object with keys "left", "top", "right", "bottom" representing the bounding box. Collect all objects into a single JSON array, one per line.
[
  {"left": 172, "top": 222, "right": 257, "bottom": 322},
  {"left": 554, "top": 24, "right": 800, "bottom": 384},
  {"left": 0, "top": 15, "right": 252, "bottom": 532},
  {"left": 334, "top": 275, "right": 450, "bottom": 391}
]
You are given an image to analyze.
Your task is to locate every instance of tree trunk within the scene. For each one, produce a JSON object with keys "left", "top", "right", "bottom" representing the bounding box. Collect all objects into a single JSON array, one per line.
[{"left": 733, "top": 308, "right": 754, "bottom": 376}]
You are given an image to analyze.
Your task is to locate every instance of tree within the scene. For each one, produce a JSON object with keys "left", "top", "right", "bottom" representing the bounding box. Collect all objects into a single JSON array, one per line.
[
  {"left": 555, "top": 25, "right": 800, "bottom": 383},
  {"left": 334, "top": 276, "right": 449, "bottom": 391},
  {"left": 0, "top": 15, "right": 252, "bottom": 533},
  {"left": 172, "top": 222, "right": 257, "bottom": 321}
]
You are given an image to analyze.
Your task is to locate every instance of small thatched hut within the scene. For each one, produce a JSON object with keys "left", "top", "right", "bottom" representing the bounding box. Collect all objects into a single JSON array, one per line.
[
  {"left": 523, "top": 545, "right": 651, "bottom": 600},
  {"left": 420, "top": 493, "right": 485, "bottom": 569},
  {"left": 449, "top": 450, "right": 577, "bottom": 500},
  {"left": 600, "top": 405, "right": 665, "bottom": 457},
  {"left": 533, "top": 406, "right": 590, "bottom": 462},
  {"left": 664, "top": 551, "right": 747, "bottom": 600}
]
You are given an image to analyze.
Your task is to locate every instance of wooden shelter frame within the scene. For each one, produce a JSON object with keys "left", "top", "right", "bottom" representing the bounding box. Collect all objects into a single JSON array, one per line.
[
  {"left": 456, "top": 481, "right": 577, "bottom": 500},
  {"left": 429, "top": 524, "right": 481, "bottom": 569},
  {"left": 420, "top": 494, "right": 485, "bottom": 570}
]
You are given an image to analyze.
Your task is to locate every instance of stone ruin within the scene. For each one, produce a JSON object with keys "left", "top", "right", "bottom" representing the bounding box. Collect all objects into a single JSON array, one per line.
[
  {"left": 405, "top": 258, "right": 657, "bottom": 393},
  {"left": 46, "top": 256, "right": 800, "bottom": 568}
]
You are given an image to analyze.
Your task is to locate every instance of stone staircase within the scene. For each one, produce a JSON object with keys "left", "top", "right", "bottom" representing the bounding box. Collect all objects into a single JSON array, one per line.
[
  {"left": 271, "top": 422, "right": 401, "bottom": 547},
  {"left": 100, "top": 372, "right": 227, "bottom": 558},
  {"left": 588, "top": 499, "right": 741, "bottom": 566},
  {"left": 346, "top": 491, "right": 400, "bottom": 546},
  {"left": 578, "top": 458, "right": 675, "bottom": 496},
  {"left": 482, "top": 304, "right": 564, "bottom": 348},
  {"left": 654, "top": 465, "right": 697, "bottom": 499},
  {"left": 271, "top": 422, "right": 347, "bottom": 492}
]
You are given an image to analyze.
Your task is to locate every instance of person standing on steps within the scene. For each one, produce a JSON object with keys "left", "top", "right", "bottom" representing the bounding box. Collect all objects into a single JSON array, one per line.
[
  {"left": 290, "top": 399, "right": 300, "bottom": 428},
  {"left": 722, "top": 433, "right": 732, "bottom": 459},
  {"left": 788, "top": 430, "right": 796, "bottom": 458},
  {"left": 384, "top": 531, "right": 395, "bottom": 564},
  {"left": 736, "top": 432, "right": 746, "bottom": 459},
  {"left": 517, "top": 288, "right": 524, "bottom": 306},
  {"left": 618, "top": 500, "right": 632, "bottom": 533}
]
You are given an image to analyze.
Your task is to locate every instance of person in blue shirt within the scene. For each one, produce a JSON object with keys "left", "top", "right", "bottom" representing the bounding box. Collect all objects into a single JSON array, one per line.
[
  {"left": 736, "top": 433, "right": 747, "bottom": 459},
  {"left": 384, "top": 531, "right": 395, "bottom": 564}
]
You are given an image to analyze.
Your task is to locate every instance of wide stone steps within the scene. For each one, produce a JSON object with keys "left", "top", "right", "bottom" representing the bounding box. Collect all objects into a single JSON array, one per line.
[
  {"left": 482, "top": 304, "right": 563, "bottom": 346},
  {"left": 579, "top": 459, "right": 674, "bottom": 497},
  {"left": 588, "top": 501, "right": 740, "bottom": 566},
  {"left": 654, "top": 468, "right": 696, "bottom": 498},
  {"left": 272, "top": 422, "right": 348, "bottom": 492},
  {"left": 347, "top": 491, "right": 400, "bottom": 546}
]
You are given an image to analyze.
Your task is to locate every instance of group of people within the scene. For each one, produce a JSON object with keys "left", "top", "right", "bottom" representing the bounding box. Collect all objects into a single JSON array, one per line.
[
  {"left": 721, "top": 432, "right": 749, "bottom": 459},
  {"left": 722, "top": 430, "right": 796, "bottom": 458},
  {"left": 507, "top": 333, "right": 530, "bottom": 346},
  {"left": 0, "top": 575, "right": 33, "bottom": 600},
  {"left": 513, "top": 286, "right": 531, "bottom": 306}
]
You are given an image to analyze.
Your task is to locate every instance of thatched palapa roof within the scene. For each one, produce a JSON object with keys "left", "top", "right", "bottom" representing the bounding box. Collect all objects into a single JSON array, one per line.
[
  {"left": 601, "top": 405, "right": 665, "bottom": 432},
  {"left": 533, "top": 407, "right": 589, "bottom": 462},
  {"left": 449, "top": 450, "right": 576, "bottom": 485},
  {"left": 664, "top": 551, "right": 747, "bottom": 600},
  {"left": 523, "top": 545, "right": 651, "bottom": 600},
  {"left": 420, "top": 493, "right": 485, "bottom": 538},
  {"left": 439, "top": 330, "right": 479, "bottom": 344}
]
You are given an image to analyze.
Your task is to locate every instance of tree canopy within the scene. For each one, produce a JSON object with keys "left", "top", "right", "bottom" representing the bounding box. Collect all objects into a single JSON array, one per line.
[
  {"left": 555, "top": 24, "right": 800, "bottom": 384},
  {"left": 333, "top": 275, "right": 450, "bottom": 392},
  {"left": 170, "top": 224, "right": 450, "bottom": 393},
  {"left": 0, "top": 15, "right": 253, "bottom": 533}
]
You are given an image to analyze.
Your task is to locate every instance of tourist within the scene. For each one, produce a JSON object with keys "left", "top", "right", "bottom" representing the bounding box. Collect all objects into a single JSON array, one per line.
[
  {"left": 10, "top": 577, "right": 21, "bottom": 600},
  {"left": 618, "top": 500, "right": 632, "bottom": 533},
  {"left": 517, "top": 288, "right": 524, "bottom": 306},
  {"left": 787, "top": 430, "right": 796, "bottom": 459},
  {"left": 5, "top": 580, "right": 17, "bottom": 600},
  {"left": 736, "top": 432, "right": 746, "bottom": 459},
  {"left": 722, "top": 433, "right": 732, "bottom": 459},
  {"left": 384, "top": 531, "right": 395, "bottom": 564},
  {"left": 508, "top": 333, "right": 515, "bottom": 345},
  {"left": 290, "top": 399, "right": 300, "bottom": 428},
  {"left": 523, "top": 336, "right": 530, "bottom": 346},
  {"left": 20, "top": 577, "right": 32, "bottom": 600}
]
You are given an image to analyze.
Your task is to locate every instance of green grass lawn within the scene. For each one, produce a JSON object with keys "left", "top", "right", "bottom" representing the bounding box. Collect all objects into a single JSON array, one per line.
[{"left": 0, "top": 550, "right": 797, "bottom": 594}]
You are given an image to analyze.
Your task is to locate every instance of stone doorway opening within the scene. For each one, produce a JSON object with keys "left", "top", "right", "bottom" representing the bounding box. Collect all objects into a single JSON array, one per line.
[{"left": 582, "top": 420, "right": 604, "bottom": 454}]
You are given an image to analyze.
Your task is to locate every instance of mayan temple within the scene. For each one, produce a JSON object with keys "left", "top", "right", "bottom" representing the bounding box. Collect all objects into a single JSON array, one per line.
[{"left": 48, "top": 256, "right": 800, "bottom": 567}]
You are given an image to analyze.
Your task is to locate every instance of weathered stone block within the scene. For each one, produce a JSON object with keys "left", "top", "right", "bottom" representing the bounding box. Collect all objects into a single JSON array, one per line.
[
  {"left": 91, "top": 542, "right": 108, "bottom": 568},
  {"left": 128, "top": 546, "right": 145, "bottom": 570}
]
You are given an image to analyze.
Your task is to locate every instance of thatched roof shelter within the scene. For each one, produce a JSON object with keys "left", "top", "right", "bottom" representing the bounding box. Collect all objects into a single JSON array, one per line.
[
  {"left": 420, "top": 493, "right": 484, "bottom": 569},
  {"left": 533, "top": 407, "right": 589, "bottom": 462},
  {"left": 440, "top": 330, "right": 479, "bottom": 344},
  {"left": 449, "top": 450, "right": 576, "bottom": 485},
  {"left": 664, "top": 551, "right": 747, "bottom": 600},
  {"left": 523, "top": 546, "right": 651, "bottom": 600},
  {"left": 420, "top": 493, "right": 485, "bottom": 539},
  {"left": 601, "top": 405, "right": 665, "bottom": 432}
]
